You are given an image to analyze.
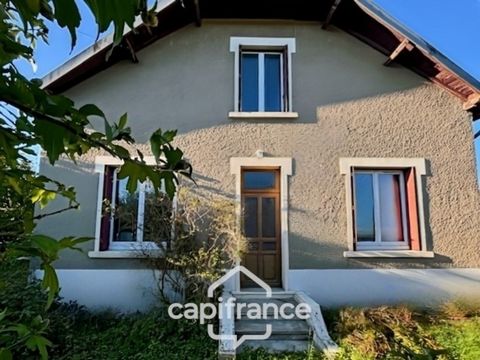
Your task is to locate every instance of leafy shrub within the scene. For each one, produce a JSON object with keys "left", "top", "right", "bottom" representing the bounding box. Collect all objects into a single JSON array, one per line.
[
  {"left": 0, "top": 254, "right": 53, "bottom": 359},
  {"left": 146, "top": 188, "right": 246, "bottom": 305},
  {"left": 48, "top": 309, "right": 217, "bottom": 360}
]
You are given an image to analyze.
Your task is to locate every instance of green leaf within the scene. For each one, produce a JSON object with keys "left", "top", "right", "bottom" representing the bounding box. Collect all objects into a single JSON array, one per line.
[
  {"left": 33, "top": 119, "right": 65, "bottom": 164},
  {"left": 31, "top": 234, "right": 60, "bottom": 260},
  {"left": 42, "top": 264, "right": 59, "bottom": 309},
  {"left": 31, "top": 189, "right": 56, "bottom": 208},
  {"left": 26, "top": 0, "right": 41, "bottom": 13},
  {"left": 25, "top": 335, "right": 52, "bottom": 360},
  {"left": 104, "top": 119, "right": 113, "bottom": 141},
  {"left": 58, "top": 236, "right": 90, "bottom": 252},
  {"left": 79, "top": 103, "right": 105, "bottom": 118},
  {"left": 164, "top": 148, "right": 183, "bottom": 168},
  {"left": 118, "top": 113, "right": 128, "bottom": 129},
  {"left": 0, "top": 309, "right": 7, "bottom": 323},
  {"left": 52, "top": 0, "right": 81, "bottom": 48},
  {"left": 150, "top": 129, "right": 177, "bottom": 160},
  {"left": 84, "top": 0, "right": 141, "bottom": 45}
]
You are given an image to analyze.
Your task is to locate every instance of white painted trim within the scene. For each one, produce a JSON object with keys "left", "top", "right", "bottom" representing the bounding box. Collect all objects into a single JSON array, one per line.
[
  {"left": 344, "top": 250, "right": 434, "bottom": 258},
  {"left": 88, "top": 249, "right": 164, "bottom": 258},
  {"left": 339, "top": 157, "right": 427, "bottom": 175},
  {"left": 94, "top": 155, "right": 157, "bottom": 172},
  {"left": 288, "top": 269, "right": 480, "bottom": 307},
  {"left": 228, "top": 111, "right": 299, "bottom": 119},
  {"left": 229, "top": 37, "right": 296, "bottom": 112},
  {"left": 230, "top": 156, "right": 293, "bottom": 291},
  {"left": 339, "top": 157, "right": 429, "bottom": 255},
  {"left": 294, "top": 291, "right": 339, "bottom": 354},
  {"left": 258, "top": 52, "right": 265, "bottom": 111}
]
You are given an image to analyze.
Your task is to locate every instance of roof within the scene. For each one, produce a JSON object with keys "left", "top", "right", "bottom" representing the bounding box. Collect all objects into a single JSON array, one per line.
[{"left": 42, "top": 0, "right": 480, "bottom": 115}]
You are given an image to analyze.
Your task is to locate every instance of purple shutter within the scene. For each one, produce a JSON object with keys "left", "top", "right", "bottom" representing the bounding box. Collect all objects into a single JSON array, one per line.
[{"left": 100, "top": 166, "right": 114, "bottom": 251}]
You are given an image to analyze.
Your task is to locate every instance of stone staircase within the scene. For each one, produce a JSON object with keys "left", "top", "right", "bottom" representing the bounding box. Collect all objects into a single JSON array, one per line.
[{"left": 218, "top": 291, "right": 338, "bottom": 358}]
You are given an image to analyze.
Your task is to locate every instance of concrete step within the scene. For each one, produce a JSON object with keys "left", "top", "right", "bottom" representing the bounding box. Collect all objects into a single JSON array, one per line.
[
  {"left": 236, "top": 298, "right": 298, "bottom": 306},
  {"left": 235, "top": 298, "right": 300, "bottom": 317},
  {"left": 239, "top": 339, "right": 311, "bottom": 353},
  {"left": 235, "top": 319, "right": 310, "bottom": 336}
]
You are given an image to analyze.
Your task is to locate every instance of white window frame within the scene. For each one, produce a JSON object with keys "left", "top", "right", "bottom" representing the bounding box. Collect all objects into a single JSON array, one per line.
[
  {"left": 229, "top": 37, "right": 297, "bottom": 119},
  {"left": 339, "top": 158, "right": 434, "bottom": 258},
  {"left": 89, "top": 156, "right": 172, "bottom": 258},
  {"left": 353, "top": 170, "right": 409, "bottom": 251}
]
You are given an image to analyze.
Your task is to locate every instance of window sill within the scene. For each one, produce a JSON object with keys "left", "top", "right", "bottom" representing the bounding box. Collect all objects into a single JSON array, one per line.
[
  {"left": 228, "top": 111, "right": 299, "bottom": 120},
  {"left": 343, "top": 250, "right": 434, "bottom": 258},
  {"left": 88, "top": 250, "right": 164, "bottom": 259}
]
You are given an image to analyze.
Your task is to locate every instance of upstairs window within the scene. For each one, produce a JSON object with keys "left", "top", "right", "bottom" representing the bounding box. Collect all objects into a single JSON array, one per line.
[
  {"left": 240, "top": 50, "right": 286, "bottom": 112},
  {"left": 230, "top": 37, "right": 296, "bottom": 115}
]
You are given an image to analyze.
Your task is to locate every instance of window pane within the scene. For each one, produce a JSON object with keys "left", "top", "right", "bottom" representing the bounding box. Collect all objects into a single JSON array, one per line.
[
  {"left": 243, "top": 171, "right": 276, "bottom": 189},
  {"left": 241, "top": 53, "right": 259, "bottom": 111},
  {"left": 378, "top": 174, "right": 404, "bottom": 242},
  {"left": 264, "top": 54, "right": 282, "bottom": 111},
  {"left": 113, "top": 177, "right": 138, "bottom": 242},
  {"left": 262, "top": 241, "right": 276, "bottom": 250},
  {"left": 142, "top": 183, "right": 172, "bottom": 243},
  {"left": 244, "top": 197, "right": 258, "bottom": 237},
  {"left": 262, "top": 197, "right": 276, "bottom": 237},
  {"left": 354, "top": 174, "right": 375, "bottom": 242}
]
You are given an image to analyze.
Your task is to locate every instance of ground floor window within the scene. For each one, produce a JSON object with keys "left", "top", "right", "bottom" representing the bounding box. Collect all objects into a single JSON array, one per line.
[
  {"left": 340, "top": 158, "right": 428, "bottom": 255},
  {"left": 353, "top": 170, "right": 409, "bottom": 250},
  {"left": 95, "top": 161, "right": 172, "bottom": 252}
]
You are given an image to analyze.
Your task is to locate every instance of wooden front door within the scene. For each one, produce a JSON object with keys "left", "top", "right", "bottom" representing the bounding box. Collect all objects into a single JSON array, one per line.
[{"left": 241, "top": 168, "right": 281, "bottom": 287}]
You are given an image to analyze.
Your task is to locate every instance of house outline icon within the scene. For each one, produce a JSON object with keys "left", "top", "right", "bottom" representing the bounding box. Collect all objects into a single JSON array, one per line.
[
  {"left": 206, "top": 265, "right": 273, "bottom": 349},
  {"left": 207, "top": 265, "right": 272, "bottom": 298}
]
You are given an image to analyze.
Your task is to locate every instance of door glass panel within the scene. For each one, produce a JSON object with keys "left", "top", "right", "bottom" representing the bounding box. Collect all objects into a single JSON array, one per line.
[
  {"left": 354, "top": 174, "right": 375, "bottom": 242},
  {"left": 247, "top": 242, "right": 259, "bottom": 251},
  {"left": 262, "top": 241, "right": 276, "bottom": 250},
  {"left": 378, "top": 174, "right": 404, "bottom": 242},
  {"left": 244, "top": 197, "right": 258, "bottom": 237},
  {"left": 264, "top": 54, "right": 282, "bottom": 111},
  {"left": 240, "top": 53, "right": 259, "bottom": 111},
  {"left": 243, "top": 171, "right": 276, "bottom": 190},
  {"left": 113, "top": 177, "right": 138, "bottom": 242},
  {"left": 262, "top": 197, "right": 276, "bottom": 237}
]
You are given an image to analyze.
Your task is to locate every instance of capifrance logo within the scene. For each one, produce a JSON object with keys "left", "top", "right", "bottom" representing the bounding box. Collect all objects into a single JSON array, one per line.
[{"left": 167, "top": 265, "right": 312, "bottom": 349}]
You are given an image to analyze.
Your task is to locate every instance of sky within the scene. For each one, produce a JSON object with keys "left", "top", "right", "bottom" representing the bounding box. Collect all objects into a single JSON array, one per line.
[{"left": 16, "top": 0, "right": 480, "bottom": 179}]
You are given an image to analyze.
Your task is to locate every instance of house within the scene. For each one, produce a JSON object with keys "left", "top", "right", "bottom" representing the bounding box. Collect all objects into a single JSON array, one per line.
[{"left": 37, "top": 0, "right": 480, "bottom": 313}]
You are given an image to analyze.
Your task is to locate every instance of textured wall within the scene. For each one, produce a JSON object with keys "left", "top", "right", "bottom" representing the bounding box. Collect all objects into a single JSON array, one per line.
[{"left": 37, "top": 20, "right": 480, "bottom": 270}]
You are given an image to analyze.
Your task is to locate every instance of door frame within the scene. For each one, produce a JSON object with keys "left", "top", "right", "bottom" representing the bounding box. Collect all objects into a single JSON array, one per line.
[
  {"left": 241, "top": 167, "right": 282, "bottom": 287},
  {"left": 230, "top": 156, "right": 293, "bottom": 291}
]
